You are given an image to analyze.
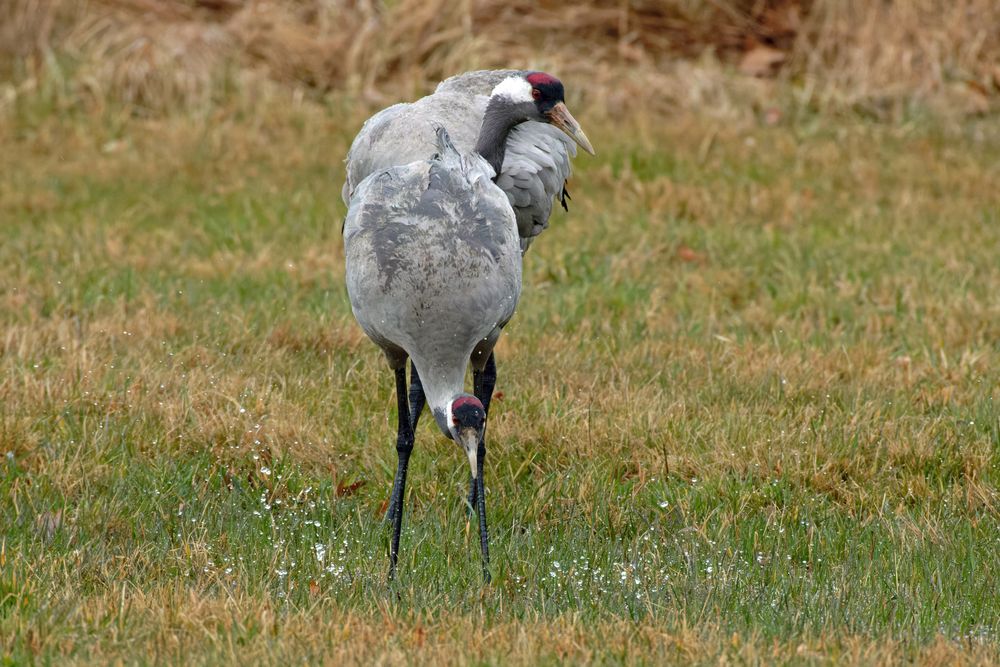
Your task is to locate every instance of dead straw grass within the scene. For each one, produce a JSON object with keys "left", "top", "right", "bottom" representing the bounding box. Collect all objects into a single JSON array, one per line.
[
  {"left": 20, "top": 587, "right": 1000, "bottom": 666},
  {"left": 2, "top": 0, "right": 999, "bottom": 118}
]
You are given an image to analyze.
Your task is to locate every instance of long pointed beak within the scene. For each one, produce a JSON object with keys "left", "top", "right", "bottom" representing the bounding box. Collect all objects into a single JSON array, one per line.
[
  {"left": 548, "top": 102, "right": 596, "bottom": 155},
  {"left": 459, "top": 428, "right": 480, "bottom": 479}
]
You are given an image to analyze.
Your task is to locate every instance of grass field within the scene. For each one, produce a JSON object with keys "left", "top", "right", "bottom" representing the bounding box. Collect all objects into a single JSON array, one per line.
[{"left": 1, "top": 77, "right": 1000, "bottom": 664}]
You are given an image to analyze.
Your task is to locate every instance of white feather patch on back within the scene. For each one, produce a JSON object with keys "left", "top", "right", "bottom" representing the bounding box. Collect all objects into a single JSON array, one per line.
[{"left": 490, "top": 76, "right": 533, "bottom": 104}]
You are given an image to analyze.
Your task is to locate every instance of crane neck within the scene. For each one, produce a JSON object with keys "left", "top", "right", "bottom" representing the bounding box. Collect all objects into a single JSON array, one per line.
[
  {"left": 474, "top": 97, "right": 529, "bottom": 178},
  {"left": 409, "top": 357, "right": 467, "bottom": 437}
]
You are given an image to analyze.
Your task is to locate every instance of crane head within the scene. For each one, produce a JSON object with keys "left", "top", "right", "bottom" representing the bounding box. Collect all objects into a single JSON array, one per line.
[
  {"left": 448, "top": 395, "right": 486, "bottom": 478},
  {"left": 489, "top": 72, "right": 596, "bottom": 156}
]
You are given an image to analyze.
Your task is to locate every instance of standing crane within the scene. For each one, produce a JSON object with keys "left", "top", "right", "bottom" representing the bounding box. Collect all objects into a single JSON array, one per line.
[{"left": 343, "top": 72, "right": 593, "bottom": 582}]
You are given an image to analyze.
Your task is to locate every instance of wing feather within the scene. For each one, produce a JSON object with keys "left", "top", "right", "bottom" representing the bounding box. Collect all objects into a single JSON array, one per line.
[{"left": 500, "top": 122, "right": 577, "bottom": 248}]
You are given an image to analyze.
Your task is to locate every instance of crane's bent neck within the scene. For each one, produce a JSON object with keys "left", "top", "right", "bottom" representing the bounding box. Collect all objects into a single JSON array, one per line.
[
  {"left": 474, "top": 98, "right": 529, "bottom": 178},
  {"left": 411, "top": 358, "right": 466, "bottom": 436}
]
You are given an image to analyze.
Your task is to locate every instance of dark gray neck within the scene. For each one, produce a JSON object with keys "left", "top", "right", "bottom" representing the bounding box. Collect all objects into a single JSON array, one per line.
[{"left": 474, "top": 98, "right": 530, "bottom": 177}]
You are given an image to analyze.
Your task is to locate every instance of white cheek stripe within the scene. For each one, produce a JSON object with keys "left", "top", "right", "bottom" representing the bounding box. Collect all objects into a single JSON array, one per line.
[{"left": 491, "top": 76, "right": 533, "bottom": 104}]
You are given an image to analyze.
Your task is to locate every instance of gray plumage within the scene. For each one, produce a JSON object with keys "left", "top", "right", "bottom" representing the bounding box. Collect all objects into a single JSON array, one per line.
[
  {"left": 342, "top": 70, "right": 577, "bottom": 252},
  {"left": 343, "top": 127, "right": 521, "bottom": 433}
]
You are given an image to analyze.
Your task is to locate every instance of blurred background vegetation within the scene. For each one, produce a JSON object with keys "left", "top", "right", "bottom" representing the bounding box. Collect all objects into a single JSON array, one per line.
[{"left": 2, "top": 0, "right": 999, "bottom": 121}]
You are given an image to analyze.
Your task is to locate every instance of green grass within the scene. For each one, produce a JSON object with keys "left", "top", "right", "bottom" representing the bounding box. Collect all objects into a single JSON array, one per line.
[{"left": 1, "top": 93, "right": 999, "bottom": 665}]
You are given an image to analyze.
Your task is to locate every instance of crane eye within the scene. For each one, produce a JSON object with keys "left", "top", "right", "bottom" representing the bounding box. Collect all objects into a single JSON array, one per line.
[
  {"left": 452, "top": 416, "right": 460, "bottom": 426},
  {"left": 531, "top": 88, "right": 541, "bottom": 100}
]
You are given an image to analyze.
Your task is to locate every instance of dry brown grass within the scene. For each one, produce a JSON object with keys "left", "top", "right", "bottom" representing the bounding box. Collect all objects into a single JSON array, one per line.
[
  {"left": 796, "top": 0, "right": 1000, "bottom": 115},
  {"left": 2, "top": 0, "right": 999, "bottom": 118},
  {"left": 13, "top": 585, "right": 1000, "bottom": 665}
]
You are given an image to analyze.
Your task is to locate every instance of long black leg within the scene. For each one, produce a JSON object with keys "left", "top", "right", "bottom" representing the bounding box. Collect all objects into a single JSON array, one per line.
[
  {"left": 476, "top": 440, "right": 490, "bottom": 583},
  {"left": 387, "top": 361, "right": 425, "bottom": 525},
  {"left": 471, "top": 352, "right": 497, "bottom": 583},
  {"left": 476, "top": 352, "right": 498, "bottom": 415},
  {"left": 388, "top": 365, "right": 413, "bottom": 581},
  {"left": 468, "top": 352, "right": 497, "bottom": 513},
  {"left": 408, "top": 360, "right": 425, "bottom": 432}
]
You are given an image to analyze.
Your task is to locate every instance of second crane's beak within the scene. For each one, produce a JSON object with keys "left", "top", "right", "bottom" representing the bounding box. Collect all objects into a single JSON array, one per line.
[{"left": 548, "top": 102, "right": 596, "bottom": 155}]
